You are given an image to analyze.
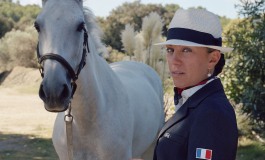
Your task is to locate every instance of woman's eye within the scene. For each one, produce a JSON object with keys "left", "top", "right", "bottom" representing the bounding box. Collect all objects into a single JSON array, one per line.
[
  {"left": 34, "top": 22, "right": 40, "bottom": 32},
  {"left": 183, "top": 48, "right": 192, "bottom": 53},
  {"left": 166, "top": 48, "right": 174, "bottom": 54}
]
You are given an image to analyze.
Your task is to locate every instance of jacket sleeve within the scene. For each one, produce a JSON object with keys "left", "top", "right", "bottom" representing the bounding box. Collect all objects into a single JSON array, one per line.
[{"left": 187, "top": 104, "right": 238, "bottom": 160}]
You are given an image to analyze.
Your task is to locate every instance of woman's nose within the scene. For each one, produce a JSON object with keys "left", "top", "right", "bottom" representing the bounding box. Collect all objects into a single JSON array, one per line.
[{"left": 171, "top": 52, "right": 182, "bottom": 64}]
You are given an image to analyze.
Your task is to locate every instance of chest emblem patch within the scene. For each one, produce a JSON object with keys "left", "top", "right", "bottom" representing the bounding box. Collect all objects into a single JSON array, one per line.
[
  {"left": 164, "top": 132, "right": 170, "bottom": 138},
  {"left": 196, "top": 148, "right": 212, "bottom": 160}
]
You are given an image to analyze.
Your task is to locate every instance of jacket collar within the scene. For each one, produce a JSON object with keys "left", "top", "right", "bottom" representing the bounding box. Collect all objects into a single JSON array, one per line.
[{"left": 158, "top": 78, "right": 224, "bottom": 138}]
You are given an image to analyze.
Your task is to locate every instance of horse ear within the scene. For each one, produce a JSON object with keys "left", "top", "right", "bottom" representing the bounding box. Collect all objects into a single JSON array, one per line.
[
  {"left": 77, "top": 0, "right": 83, "bottom": 4},
  {"left": 42, "top": 0, "right": 48, "bottom": 6}
]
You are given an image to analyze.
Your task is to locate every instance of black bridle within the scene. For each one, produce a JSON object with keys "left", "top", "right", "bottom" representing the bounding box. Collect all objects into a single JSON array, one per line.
[{"left": 36, "top": 28, "right": 89, "bottom": 98}]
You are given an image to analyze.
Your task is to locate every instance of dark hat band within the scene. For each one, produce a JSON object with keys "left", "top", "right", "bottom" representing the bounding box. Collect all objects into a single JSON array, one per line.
[{"left": 167, "top": 28, "right": 222, "bottom": 46}]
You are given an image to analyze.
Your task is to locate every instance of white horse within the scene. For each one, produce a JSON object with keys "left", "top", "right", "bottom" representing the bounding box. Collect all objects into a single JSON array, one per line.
[{"left": 36, "top": 0, "right": 164, "bottom": 159}]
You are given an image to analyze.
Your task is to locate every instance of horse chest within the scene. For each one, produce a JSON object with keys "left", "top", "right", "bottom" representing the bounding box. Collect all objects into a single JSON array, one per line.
[{"left": 53, "top": 115, "right": 132, "bottom": 160}]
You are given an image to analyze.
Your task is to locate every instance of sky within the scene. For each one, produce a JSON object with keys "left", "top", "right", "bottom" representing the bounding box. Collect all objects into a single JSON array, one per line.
[{"left": 18, "top": 0, "right": 241, "bottom": 19}]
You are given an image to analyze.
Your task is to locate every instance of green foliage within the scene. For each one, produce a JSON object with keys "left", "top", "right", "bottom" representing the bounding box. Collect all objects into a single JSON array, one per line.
[
  {"left": 223, "top": 0, "right": 265, "bottom": 128},
  {"left": 100, "top": 1, "right": 231, "bottom": 52},
  {"left": 0, "top": 0, "right": 13, "bottom": 2},
  {"left": 162, "top": 4, "right": 180, "bottom": 29},
  {"left": 101, "top": 1, "right": 180, "bottom": 51},
  {"left": 235, "top": 103, "right": 253, "bottom": 137},
  {"left": 0, "top": 16, "right": 14, "bottom": 38},
  {"left": 0, "top": 134, "right": 58, "bottom": 160},
  {"left": 0, "top": 26, "right": 38, "bottom": 70},
  {"left": 0, "top": 1, "right": 40, "bottom": 70},
  {"left": 105, "top": 46, "right": 125, "bottom": 63},
  {"left": 120, "top": 12, "right": 169, "bottom": 82},
  {"left": 220, "top": 16, "right": 233, "bottom": 28},
  {"left": 237, "top": 139, "right": 265, "bottom": 160},
  {"left": 0, "top": 1, "right": 40, "bottom": 37}
]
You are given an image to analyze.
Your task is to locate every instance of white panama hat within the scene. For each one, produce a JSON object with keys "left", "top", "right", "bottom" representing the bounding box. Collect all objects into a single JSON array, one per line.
[{"left": 155, "top": 8, "right": 233, "bottom": 53}]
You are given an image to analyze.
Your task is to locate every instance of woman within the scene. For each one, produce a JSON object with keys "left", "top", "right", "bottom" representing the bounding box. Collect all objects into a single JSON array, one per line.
[{"left": 153, "top": 9, "right": 238, "bottom": 160}]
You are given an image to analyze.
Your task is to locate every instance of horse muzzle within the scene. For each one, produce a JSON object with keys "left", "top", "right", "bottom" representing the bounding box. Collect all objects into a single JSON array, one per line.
[{"left": 39, "top": 82, "right": 72, "bottom": 112}]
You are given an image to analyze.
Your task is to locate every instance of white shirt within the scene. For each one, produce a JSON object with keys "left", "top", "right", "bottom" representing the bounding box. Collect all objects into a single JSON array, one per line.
[{"left": 175, "top": 77, "right": 217, "bottom": 112}]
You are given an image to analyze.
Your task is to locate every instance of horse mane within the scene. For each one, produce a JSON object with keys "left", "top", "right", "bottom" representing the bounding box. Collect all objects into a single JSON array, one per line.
[{"left": 83, "top": 7, "right": 107, "bottom": 57}]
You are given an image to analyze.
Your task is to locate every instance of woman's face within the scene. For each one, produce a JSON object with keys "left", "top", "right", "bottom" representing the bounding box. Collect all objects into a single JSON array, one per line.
[{"left": 166, "top": 45, "right": 220, "bottom": 89}]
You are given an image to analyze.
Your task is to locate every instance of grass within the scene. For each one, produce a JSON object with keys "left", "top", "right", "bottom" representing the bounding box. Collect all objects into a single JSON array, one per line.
[
  {"left": 0, "top": 79, "right": 264, "bottom": 160},
  {"left": 236, "top": 138, "right": 265, "bottom": 160},
  {"left": 0, "top": 134, "right": 58, "bottom": 160},
  {"left": 1, "top": 133, "right": 264, "bottom": 160}
]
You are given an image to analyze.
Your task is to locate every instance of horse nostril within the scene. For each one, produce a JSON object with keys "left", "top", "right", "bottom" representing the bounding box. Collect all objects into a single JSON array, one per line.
[
  {"left": 39, "top": 84, "right": 46, "bottom": 101},
  {"left": 38, "top": 83, "right": 71, "bottom": 103},
  {"left": 60, "top": 84, "right": 71, "bottom": 100}
]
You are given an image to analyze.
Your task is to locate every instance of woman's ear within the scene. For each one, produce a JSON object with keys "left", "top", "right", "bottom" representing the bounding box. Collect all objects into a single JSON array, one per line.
[{"left": 208, "top": 50, "right": 221, "bottom": 69}]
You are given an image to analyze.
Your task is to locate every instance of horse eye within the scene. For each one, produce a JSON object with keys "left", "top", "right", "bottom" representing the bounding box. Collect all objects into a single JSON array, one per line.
[
  {"left": 77, "top": 22, "right": 85, "bottom": 32},
  {"left": 34, "top": 22, "right": 40, "bottom": 32}
]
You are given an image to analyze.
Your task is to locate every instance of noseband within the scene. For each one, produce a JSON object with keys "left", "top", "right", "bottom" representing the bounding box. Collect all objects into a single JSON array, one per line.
[{"left": 36, "top": 28, "right": 89, "bottom": 98}]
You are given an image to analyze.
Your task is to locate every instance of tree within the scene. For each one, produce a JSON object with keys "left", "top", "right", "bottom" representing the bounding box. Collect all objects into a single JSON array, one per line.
[
  {"left": 0, "top": 0, "right": 12, "bottom": 3},
  {"left": 223, "top": 0, "right": 265, "bottom": 128},
  {"left": 0, "top": 1, "right": 40, "bottom": 37},
  {"left": 0, "top": 16, "right": 13, "bottom": 37},
  {"left": 0, "top": 26, "right": 38, "bottom": 70},
  {"left": 101, "top": 1, "right": 179, "bottom": 51}
]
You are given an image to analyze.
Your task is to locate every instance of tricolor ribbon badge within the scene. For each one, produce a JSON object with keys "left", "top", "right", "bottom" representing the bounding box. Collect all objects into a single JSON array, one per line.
[{"left": 196, "top": 148, "right": 212, "bottom": 160}]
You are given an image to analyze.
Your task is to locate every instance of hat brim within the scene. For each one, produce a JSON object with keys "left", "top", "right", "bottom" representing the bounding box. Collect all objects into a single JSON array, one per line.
[{"left": 154, "top": 39, "right": 233, "bottom": 53}]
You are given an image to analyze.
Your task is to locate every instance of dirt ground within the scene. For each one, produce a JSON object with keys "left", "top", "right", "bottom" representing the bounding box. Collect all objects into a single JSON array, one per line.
[
  {"left": 0, "top": 67, "right": 165, "bottom": 159},
  {"left": 0, "top": 87, "right": 56, "bottom": 137},
  {"left": 0, "top": 86, "right": 58, "bottom": 159},
  {"left": 0, "top": 67, "right": 59, "bottom": 159}
]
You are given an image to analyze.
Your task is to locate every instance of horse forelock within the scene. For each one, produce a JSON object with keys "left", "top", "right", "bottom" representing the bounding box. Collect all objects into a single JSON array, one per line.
[
  {"left": 42, "top": 0, "right": 107, "bottom": 56},
  {"left": 83, "top": 7, "right": 107, "bottom": 57}
]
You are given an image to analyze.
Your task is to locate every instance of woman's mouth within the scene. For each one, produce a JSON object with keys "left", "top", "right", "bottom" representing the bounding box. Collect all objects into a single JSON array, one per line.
[{"left": 171, "top": 71, "right": 185, "bottom": 76}]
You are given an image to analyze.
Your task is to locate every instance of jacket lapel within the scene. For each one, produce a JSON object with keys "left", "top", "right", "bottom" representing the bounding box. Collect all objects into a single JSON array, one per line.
[
  {"left": 158, "top": 101, "right": 189, "bottom": 138},
  {"left": 158, "top": 79, "right": 224, "bottom": 138}
]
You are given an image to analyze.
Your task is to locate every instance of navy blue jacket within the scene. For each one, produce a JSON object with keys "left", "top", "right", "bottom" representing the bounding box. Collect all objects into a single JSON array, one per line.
[{"left": 154, "top": 79, "right": 238, "bottom": 160}]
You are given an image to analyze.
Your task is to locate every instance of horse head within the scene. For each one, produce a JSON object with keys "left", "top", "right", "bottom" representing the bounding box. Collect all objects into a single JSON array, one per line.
[{"left": 36, "top": 0, "right": 87, "bottom": 112}]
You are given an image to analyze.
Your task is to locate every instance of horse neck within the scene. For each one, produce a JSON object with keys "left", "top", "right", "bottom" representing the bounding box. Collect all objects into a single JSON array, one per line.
[{"left": 71, "top": 39, "right": 122, "bottom": 123}]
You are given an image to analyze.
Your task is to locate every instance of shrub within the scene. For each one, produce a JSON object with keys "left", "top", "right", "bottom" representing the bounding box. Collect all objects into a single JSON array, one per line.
[{"left": 0, "top": 26, "right": 38, "bottom": 70}]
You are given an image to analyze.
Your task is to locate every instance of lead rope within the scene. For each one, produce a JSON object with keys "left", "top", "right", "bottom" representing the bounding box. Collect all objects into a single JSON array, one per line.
[
  {"left": 64, "top": 81, "right": 77, "bottom": 160},
  {"left": 63, "top": 28, "right": 88, "bottom": 160},
  {"left": 64, "top": 102, "right": 73, "bottom": 160},
  {"left": 60, "top": 28, "right": 88, "bottom": 160}
]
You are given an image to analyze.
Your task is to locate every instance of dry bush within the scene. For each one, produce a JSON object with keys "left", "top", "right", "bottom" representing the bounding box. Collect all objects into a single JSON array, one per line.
[
  {"left": 106, "top": 46, "right": 126, "bottom": 63},
  {"left": 121, "top": 24, "right": 136, "bottom": 59},
  {"left": 234, "top": 103, "right": 253, "bottom": 138},
  {"left": 0, "top": 26, "right": 38, "bottom": 70}
]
